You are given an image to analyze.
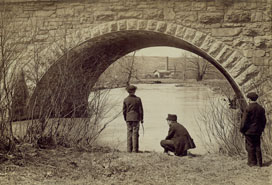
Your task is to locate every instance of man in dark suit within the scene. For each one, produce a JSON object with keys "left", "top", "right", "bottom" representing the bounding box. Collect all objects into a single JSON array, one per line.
[
  {"left": 240, "top": 92, "right": 266, "bottom": 167},
  {"left": 160, "top": 114, "right": 196, "bottom": 156},
  {"left": 123, "top": 85, "right": 144, "bottom": 153}
]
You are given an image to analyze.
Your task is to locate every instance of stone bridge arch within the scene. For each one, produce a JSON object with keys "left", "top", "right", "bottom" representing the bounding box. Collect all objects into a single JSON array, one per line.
[{"left": 28, "top": 19, "right": 260, "bottom": 118}]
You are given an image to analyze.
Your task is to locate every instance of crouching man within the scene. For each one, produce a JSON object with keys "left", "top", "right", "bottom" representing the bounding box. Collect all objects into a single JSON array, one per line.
[{"left": 160, "top": 114, "right": 196, "bottom": 156}]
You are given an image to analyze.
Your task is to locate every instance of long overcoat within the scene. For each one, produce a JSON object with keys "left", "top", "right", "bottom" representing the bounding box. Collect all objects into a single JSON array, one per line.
[
  {"left": 166, "top": 122, "right": 196, "bottom": 155},
  {"left": 240, "top": 102, "right": 266, "bottom": 135}
]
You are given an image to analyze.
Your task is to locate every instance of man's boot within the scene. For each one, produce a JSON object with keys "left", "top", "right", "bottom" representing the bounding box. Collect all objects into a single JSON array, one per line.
[
  {"left": 247, "top": 151, "right": 257, "bottom": 167},
  {"left": 132, "top": 134, "right": 139, "bottom": 153},
  {"left": 256, "top": 150, "right": 263, "bottom": 167}
]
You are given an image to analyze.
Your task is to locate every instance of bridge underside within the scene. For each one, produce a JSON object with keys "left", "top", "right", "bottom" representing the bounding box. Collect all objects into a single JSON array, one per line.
[{"left": 28, "top": 30, "right": 245, "bottom": 119}]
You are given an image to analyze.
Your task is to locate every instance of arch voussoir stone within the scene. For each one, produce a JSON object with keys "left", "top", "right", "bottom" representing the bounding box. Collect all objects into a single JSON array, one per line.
[
  {"left": 229, "top": 58, "right": 252, "bottom": 78},
  {"left": 138, "top": 20, "right": 148, "bottom": 30},
  {"left": 241, "top": 73, "right": 263, "bottom": 94},
  {"left": 92, "top": 26, "right": 101, "bottom": 37},
  {"left": 208, "top": 41, "right": 224, "bottom": 59},
  {"left": 235, "top": 65, "right": 259, "bottom": 86},
  {"left": 215, "top": 46, "right": 234, "bottom": 64},
  {"left": 156, "top": 21, "right": 168, "bottom": 33},
  {"left": 222, "top": 51, "right": 242, "bottom": 69},
  {"left": 175, "top": 25, "right": 186, "bottom": 38},
  {"left": 127, "top": 19, "right": 138, "bottom": 30},
  {"left": 99, "top": 23, "right": 110, "bottom": 34},
  {"left": 200, "top": 36, "right": 216, "bottom": 53},
  {"left": 109, "top": 22, "right": 118, "bottom": 32},
  {"left": 147, "top": 20, "right": 158, "bottom": 31},
  {"left": 118, "top": 20, "right": 128, "bottom": 31},
  {"left": 183, "top": 28, "right": 196, "bottom": 43},
  {"left": 191, "top": 31, "right": 207, "bottom": 47},
  {"left": 165, "top": 23, "right": 177, "bottom": 35}
]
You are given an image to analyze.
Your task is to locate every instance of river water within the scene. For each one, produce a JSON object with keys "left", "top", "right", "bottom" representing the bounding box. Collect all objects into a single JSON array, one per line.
[{"left": 97, "top": 83, "right": 221, "bottom": 155}]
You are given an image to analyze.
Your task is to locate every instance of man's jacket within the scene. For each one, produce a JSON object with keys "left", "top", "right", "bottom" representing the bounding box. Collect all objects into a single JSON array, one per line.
[
  {"left": 240, "top": 102, "right": 266, "bottom": 135},
  {"left": 123, "top": 94, "right": 143, "bottom": 122},
  {"left": 166, "top": 122, "right": 196, "bottom": 155}
]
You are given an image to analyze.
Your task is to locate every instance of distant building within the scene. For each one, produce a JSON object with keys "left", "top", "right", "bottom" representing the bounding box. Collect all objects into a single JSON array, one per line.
[{"left": 153, "top": 70, "right": 174, "bottom": 78}]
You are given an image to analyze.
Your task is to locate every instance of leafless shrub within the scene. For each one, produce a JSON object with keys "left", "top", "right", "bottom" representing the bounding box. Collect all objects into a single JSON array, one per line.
[
  {"left": 0, "top": 3, "right": 32, "bottom": 151},
  {"left": 197, "top": 64, "right": 272, "bottom": 158},
  {"left": 96, "top": 51, "right": 141, "bottom": 88},
  {"left": 183, "top": 54, "right": 220, "bottom": 81},
  {"left": 196, "top": 96, "right": 245, "bottom": 156}
]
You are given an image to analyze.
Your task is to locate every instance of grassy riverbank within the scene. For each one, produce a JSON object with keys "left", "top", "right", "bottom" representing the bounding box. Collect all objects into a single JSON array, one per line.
[{"left": 0, "top": 145, "right": 271, "bottom": 185}]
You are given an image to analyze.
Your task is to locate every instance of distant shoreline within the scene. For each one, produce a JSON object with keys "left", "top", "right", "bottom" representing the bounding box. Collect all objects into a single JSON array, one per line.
[{"left": 95, "top": 79, "right": 231, "bottom": 96}]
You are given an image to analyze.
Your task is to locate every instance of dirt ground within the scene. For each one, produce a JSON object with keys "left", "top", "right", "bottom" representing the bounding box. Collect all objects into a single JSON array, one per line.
[{"left": 0, "top": 145, "right": 271, "bottom": 185}]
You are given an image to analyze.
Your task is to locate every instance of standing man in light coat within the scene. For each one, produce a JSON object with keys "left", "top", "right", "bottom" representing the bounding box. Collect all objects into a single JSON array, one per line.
[{"left": 123, "top": 85, "right": 144, "bottom": 153}]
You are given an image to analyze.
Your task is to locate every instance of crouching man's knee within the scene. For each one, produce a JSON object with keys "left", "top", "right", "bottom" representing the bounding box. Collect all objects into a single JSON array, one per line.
[{"left": 160, "top": 140, "right": 166, "bottom": 147}]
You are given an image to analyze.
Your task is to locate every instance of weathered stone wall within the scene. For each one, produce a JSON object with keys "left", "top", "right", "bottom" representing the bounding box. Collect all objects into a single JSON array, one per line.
[
  {"left": 3, "top": 0, "right": 271, "bottom": 65},
  {"left": 1, "top": 0, "right": 271, "bottom": 117}
]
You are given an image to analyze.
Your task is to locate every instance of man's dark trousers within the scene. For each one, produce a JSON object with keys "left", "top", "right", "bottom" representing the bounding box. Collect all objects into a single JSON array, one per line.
[
  {"left": 127, "top": 121, "right": 139, "bottom": 152},
  {"left": 245, "top": 135, "right": 262, "bottom": 166}
]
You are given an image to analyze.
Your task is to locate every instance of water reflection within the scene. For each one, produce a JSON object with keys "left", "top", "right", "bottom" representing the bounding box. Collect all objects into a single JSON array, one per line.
[{"left": 97, "top": 83, "right": 217, "bottom": 154}]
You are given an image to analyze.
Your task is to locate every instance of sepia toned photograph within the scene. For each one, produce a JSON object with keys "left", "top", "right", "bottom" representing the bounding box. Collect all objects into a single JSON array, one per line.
[{"left": 0, "top": 0, "right": 271, "bottom": 184}]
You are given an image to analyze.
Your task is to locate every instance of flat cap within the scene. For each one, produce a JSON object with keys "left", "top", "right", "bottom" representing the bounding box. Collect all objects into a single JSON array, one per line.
[
  {"left": 126, "top": 85, "right": 137, "bottom": 93},
  {"left": 246, "top": 92, "right": 258, "bottom": 101}
]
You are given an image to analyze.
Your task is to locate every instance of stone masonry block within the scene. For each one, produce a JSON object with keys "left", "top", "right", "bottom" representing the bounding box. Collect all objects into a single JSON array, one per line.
[
  {"left": 56, "top": 8, "right": 74, "bottom": 17},
  {"left": 174, "top": 2, "right": 192, "bottom": 11},
  {"left": 199, "top": 13, "right": 224, "bottom": 24},
  {"left": 35, "top": 10, "right": 55, "bottom": 17},
  {"left": 127, "top": 19, "right": 138, "bottom": 30},
  {"left": 254, "top": 50, "right": 266, "bottom": 57},
  {"left": 156, "top": 21, "right": 167, "bottom": 32},
  {"left": 225, "top": 11, "right": 251, "bottom": 23},
  {"left": 118, "top": 11, "right": 142, "bottom": 19},
  {"left": 143, "top": 9, "right": 163, "bottom": 20},
  {"left": 251, "top": 11, "right": 263, "bottom": 22},
  {"left": 192, "top": 2, "right": 206, "bottom": 11},
  {"left": 163, "top": 8, "right": 175, "bottom": 20},
  {"left": 212, "top": 28, "right": 242, "bottom": 37},
  {"left": 95, "top": 12, "right": 115, "bottom": 21},
  {"left": 147, "top": 20, "right": 158, "bottom": 31},
  {"left": 176, "top": 12, "right": 198, "bottom": 23}
]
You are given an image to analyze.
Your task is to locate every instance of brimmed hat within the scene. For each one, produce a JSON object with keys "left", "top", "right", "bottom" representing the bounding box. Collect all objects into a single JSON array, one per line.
[
  {"left": 246, "top": 92, "right": 258, "bottom": 101},
  {"left": 126, "top": 85, "right": 137, "bottom": 93},
  {"left": 166, "top": 114, "right": 177, "bottom": 121}
]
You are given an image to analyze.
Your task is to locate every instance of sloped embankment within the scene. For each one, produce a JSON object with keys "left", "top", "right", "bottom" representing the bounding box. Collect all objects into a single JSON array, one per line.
[{"left": 0, "top": 145, "right": 271, "bottom": 185}]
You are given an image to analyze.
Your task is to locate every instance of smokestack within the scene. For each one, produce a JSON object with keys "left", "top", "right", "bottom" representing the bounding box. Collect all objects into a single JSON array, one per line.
[{"left": 166, "top": 56, "right": 169, "bottom": 71}]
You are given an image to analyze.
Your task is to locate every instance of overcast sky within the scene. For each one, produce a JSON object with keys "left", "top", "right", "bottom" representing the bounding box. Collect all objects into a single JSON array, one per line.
[{"left": 129, "top": 46, "right": 194, "bottom": 57}]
